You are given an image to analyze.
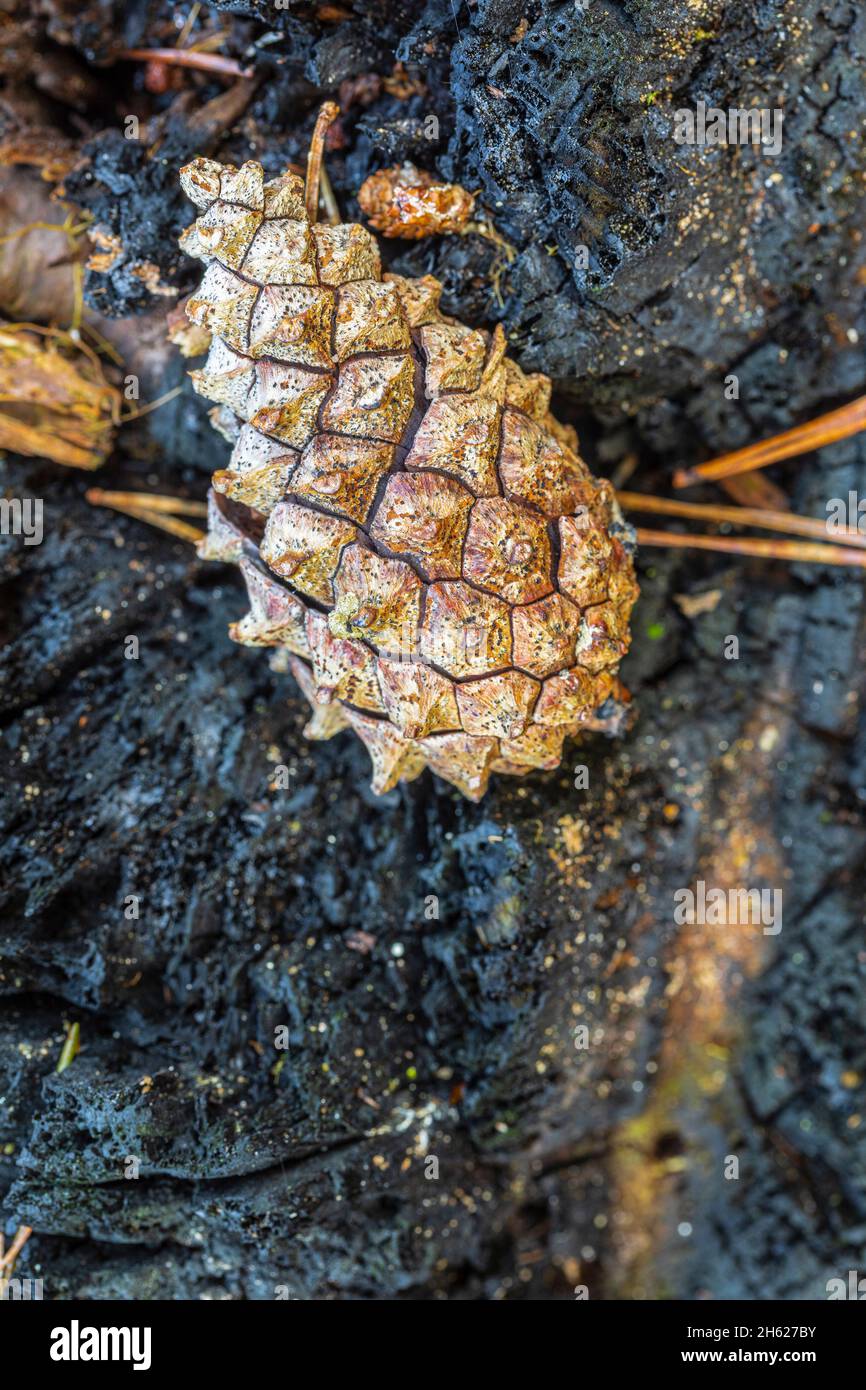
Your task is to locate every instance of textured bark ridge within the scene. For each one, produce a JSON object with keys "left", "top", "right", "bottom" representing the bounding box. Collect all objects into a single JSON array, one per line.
[{"left": 180, "top": 156, "right": 639, "bottom": 799}]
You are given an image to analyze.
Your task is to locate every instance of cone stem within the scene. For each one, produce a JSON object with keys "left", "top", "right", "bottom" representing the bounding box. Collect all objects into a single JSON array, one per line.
[{"left": 305, "top": 102, "right": 340, "bottom": 225}]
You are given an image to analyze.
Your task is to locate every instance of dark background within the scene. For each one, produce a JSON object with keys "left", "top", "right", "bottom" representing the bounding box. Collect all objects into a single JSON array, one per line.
[{"left": 1, "top": 0, "right": 865, "bottom": 1298}]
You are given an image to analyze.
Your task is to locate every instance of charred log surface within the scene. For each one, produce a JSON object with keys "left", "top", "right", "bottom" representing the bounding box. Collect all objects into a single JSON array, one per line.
[{"left": 1, "top": 0, "right": 865, "bottom": 1299}]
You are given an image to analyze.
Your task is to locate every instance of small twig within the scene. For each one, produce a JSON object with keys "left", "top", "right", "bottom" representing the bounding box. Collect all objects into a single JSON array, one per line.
[
  {"left": 674, "top": 393, "right": 866, "bottom": 487},
  {"left": 117, "top": 48, "right": 253, "bottom": 79},
  {"left": 56, "top": 1021, "right": 80, "bottom": 1074},
  {"left": 618, "top": 491, "right": 866, "bottom": 548},
  {"left": 305, "top": 102, "right": 341, "bottom": 224},
  {"left": 635, "top": 527, "right": 866, "bottom": 568}
]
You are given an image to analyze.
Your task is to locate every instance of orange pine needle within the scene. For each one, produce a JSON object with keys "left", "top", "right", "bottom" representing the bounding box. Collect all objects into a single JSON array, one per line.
[
  {"left": 674, "top": 394, "right": 866, "bottom": 487},
  {"left": 0, "top": 1225, "right": 32, "bottom": 1272},
  {"left": 117, "top": 48, "right": 253, "bottom": 79},
  {"left": 85, "top": 489, "right": 205, "bottom": 543},
  {"left": 618, "top": 491, "right": 866, "bottom": 548},
  {"left": 120, "top": 385, "right": 183, "bottom": 423},
  {"left": 86, "top": 489, "right": 206, "bottom": 517},
  {"left": 718, "top": 470, "right": 789, "bottom": 512},
  {"left": 635, "top": 527, "right": 866, "bottom": 568}
]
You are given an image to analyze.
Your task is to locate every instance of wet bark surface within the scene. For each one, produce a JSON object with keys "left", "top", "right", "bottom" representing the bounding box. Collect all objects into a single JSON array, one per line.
[{"left": 1, "top": 0, "right": 865, "bottom": 1298}]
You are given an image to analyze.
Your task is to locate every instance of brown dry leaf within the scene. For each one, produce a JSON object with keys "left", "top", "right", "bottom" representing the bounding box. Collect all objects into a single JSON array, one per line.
[
  {"left": 0, "top": 122, "right": 79, "bottom": 183},
  {"left": 0, "top": 168, "right": 184, "bottom": 408},
  {"left": 358, "top": 163, "right": 475, "bottom": 240},
  {"left": 0, "top": 168, "right": 87, "bottom": 324},
  {"left": 0, "top": 325, "right": 120, "bottom": 469}
]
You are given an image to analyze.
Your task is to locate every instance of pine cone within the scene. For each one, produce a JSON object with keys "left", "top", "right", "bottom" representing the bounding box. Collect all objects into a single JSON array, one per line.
[
  {"left": 178, "top": 144, "right": 639, "bottom": 801},
  {"left": 357, "top": 162, "right": 475, "bottom": 239}
]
